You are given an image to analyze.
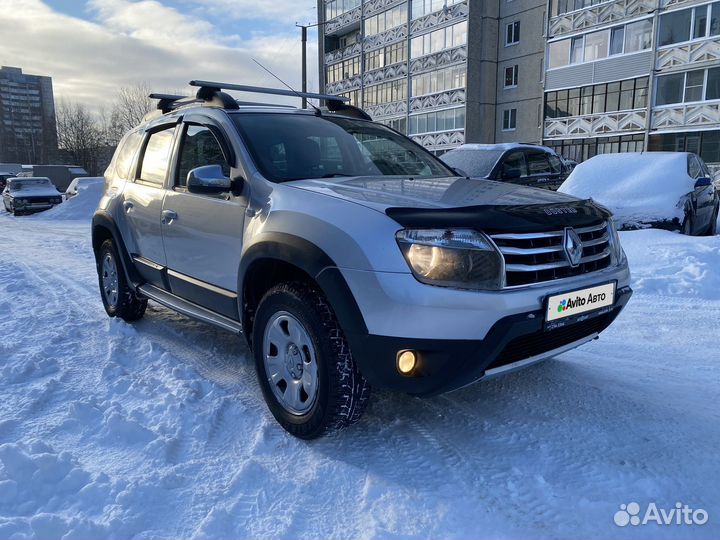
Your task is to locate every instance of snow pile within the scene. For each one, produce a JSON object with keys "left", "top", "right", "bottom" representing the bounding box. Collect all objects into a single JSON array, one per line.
[
  {"left": 1, "top": 212, "right": 719, "bottom": 539},
  {"left": 560, "top": 153, "right": 692, "bottom": 228},
  {"left": 40, "top": 179, "right": 104, "bottom": 221},
  {"left": 620, "top": 229, "right": 720, "bottom": 299}
]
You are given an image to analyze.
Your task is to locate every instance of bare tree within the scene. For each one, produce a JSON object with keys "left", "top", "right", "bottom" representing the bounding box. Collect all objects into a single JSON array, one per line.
[
  {"left": 108, "top": 83, "right": 155, "bottom": 143},
  {"left": 56, "top": 100, "right": 108, "bottom": 175}
]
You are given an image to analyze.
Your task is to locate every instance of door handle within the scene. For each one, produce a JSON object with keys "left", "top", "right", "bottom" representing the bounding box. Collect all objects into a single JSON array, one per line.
[
  {"left": 123, "top": 201, "right": 134, "bottom": 213},
  {"left": 161, "top": 209, "right": 178, "bottom": 224}
]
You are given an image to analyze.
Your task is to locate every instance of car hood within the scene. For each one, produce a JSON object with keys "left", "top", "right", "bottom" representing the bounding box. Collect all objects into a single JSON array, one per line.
[
  {"left": 9, "top": 187, "right": 61, "bottom": 198},
  {"left": 287, "top": 176, "right": 609, "bottom": 231}
]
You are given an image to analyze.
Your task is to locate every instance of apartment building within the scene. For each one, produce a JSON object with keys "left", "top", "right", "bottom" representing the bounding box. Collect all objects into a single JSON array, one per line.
[
  {"left": 543, "top": 0, "right": 720, "bottom": 170},
  {"left": 317, "top": 0, "right": 547, "bottom": 153},
  {"left": 0, "top": 66, "right": 58, "bottom": 164}
]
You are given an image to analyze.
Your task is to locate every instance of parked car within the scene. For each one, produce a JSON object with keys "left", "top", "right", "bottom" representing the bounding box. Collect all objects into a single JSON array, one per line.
[
  {"left": 2, "top": 177, "right": 63, "bottom": 215},
  {"left": 559, "top": 152, "right": 719, "bottom": 236},
  {"left": 0, "top": 172, "right": 16, "bottom": 192},
  {"left": 93, "top": 81, "right": 632, "bottom": 439},
  {"left": 562, "top": 158, "right": 579, "bottom": 173},
  {"left": 18, "top": 165, "right": 89, "bottom": 192},
  {"left": 440, "top": 143, "right": 569, "bottom": 190},
  {"left": 65, "top": 177, "right": 104, "bottom": 199}
]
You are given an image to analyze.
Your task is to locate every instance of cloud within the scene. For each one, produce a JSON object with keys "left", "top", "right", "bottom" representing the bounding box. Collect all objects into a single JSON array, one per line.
[
  {"left": 185, "top": 0, "right": 319, "bottom": 25},
  {"left": 0, "top": 0, "right": 319, "bottom": 112}
]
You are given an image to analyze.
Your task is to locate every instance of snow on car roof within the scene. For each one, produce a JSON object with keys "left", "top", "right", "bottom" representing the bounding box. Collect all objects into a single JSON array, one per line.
[{"left": 559, "top": 152, "right": 694, "bottom": 227}]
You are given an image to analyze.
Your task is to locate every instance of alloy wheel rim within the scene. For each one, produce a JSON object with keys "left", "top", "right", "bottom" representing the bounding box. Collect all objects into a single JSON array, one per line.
[
  {"left": 262, "top": 311, "right": 319, "bottom": 415},
  {"left": 102, "top": 253, "right": 119, "bottom": 307}
]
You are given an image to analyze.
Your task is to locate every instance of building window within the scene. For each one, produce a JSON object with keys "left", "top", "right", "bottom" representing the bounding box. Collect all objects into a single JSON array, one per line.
[
  {"left": 548, "top": 39, "right": 571, "bottom": 68},
  {"left": 411, "top": 21, "right": 467, "bottom": 58},
  {"left": 544, "top": 134, "right": 645, "bottom": 163},
  {"left": 325, "top": 0, "right": 361, "bottom": 20},
  {"left": 326, "top": 57, "right": 361, "bottom": 84},
  {"left": 609, "top": 26, "right": 624, "bottom": 55},
  {"left": 411, "top": 65, "right": 466, "bottom": 96},
  {"left": 545, "top": 76, "right": 649, "bottom": 118},
  {"left": 411, "top": 0, "right": 464, "bottom": 19},
  {"left": 408, "top": 107, "right": 465, "bottom": 134},
  {"left": 506, "top": 21, "right": 520, "bottom": 46},
  {"left": 504, "top": 65, "right": 519, "bottom": 88},
  {"left": 570, "top": 36, "right": 584, "bottom": 63},
  {"left": 364, "top": 79, "right": 407, "bottom": 107},
  {"left": 655, "top": 68, "right": 720, "bottom": 106},
  {"left": 659, "top": 2, "right": 720, "bottom": 47},
  {"left": 649, "top": 130, "right": 720, "bottom": 164},
  {"left": 365, "top": 3, "right": 407, "bottom": 37},
  {"left": 503, "top": 108, "right": 517, "bottom": 130},
  {"left": 364, "top": 42, "right": 408, "bottom": 71}
]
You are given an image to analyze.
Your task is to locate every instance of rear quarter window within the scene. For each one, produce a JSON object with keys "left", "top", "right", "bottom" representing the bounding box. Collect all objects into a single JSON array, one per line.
[{"left": 113, "top": 131, "right": 144, "bottom": 180}]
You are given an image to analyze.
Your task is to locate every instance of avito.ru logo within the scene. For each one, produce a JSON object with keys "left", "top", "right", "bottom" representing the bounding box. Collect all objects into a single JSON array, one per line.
[{"left": 614, "top": 502, "right": 709, "bottom": 527}]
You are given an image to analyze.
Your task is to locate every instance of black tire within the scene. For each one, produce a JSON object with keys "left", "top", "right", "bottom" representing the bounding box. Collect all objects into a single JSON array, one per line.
[
  {"left": 703, "top": 204, "right": 718, "bottom": 236},
  {"left": 252, "top": 282, "right": 371, "bottom": 439},
  {"left": 682, "top": 213, "right": 694, "bottom": 236},
  {"left": 97, "top": 239, "right": 147, "bottom": 322}
]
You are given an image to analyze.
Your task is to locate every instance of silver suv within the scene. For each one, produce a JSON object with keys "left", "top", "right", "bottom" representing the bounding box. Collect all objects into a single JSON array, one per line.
[{"left": 93, "top": 81, "right": 632, "bottom": 439}]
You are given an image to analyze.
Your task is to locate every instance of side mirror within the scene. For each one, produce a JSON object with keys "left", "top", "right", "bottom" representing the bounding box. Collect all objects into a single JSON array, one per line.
[
  {"left": 187, "top": 165, "right": 231, "bottom": 194},
  {"left": 694, "top": 177, "right": 712, "bottom": 189}
]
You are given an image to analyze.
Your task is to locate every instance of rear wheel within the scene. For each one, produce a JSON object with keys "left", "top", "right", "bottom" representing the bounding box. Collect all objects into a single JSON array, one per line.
[
  {"left": 252, "top": 282, "right": 370, "bottom": 439},
  {"left": 97, "top": 239, "right": 147, "bottom": 322}
]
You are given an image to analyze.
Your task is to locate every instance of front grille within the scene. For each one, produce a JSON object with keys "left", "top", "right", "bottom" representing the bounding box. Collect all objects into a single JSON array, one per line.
[
  {"left": 490, "top": 221, "right": 612, "bottom": 287},
  {"left": 488, "top": 312, "right": 614, "bottom": 371}
]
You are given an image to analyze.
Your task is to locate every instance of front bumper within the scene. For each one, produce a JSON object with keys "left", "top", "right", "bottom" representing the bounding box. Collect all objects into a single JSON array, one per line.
[{"left": 344, "top": 285, "right": 632, "bottom": 396}]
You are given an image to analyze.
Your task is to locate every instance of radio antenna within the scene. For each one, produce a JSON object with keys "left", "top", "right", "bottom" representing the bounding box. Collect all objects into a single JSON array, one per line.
[{"left": 252, "top": 58, "right": 321, "bottom": 114}]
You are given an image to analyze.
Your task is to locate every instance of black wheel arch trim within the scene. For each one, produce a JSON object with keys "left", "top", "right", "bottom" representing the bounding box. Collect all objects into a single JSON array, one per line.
[
  {"left": 92, "top": 211, "right": 142, "bottom": 291},
  {"left": 238, "top": 233, "right": 369, "bottom": 343}
]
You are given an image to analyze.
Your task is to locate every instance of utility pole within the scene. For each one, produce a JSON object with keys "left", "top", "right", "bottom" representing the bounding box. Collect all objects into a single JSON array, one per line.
[{"left": 301, "top": 24, "right": 308, "bottom": 109}]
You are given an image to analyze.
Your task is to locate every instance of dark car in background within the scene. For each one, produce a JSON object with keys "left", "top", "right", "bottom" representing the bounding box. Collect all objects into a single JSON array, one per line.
[
  {"left": 441, "top": 143, "right": 569, "bottom": 190},
  {"left": 0, "top": 172, "right": 16, "bottom": 192},
  {"left": 2, "top": 177, "right": 63, "bottom": 216}
]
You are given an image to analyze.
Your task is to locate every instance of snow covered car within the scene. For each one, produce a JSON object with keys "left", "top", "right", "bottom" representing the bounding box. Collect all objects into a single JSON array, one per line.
[
  {"left": 2, "top": 177, "right": 63, "bottom": 216},
  {"left": 65, "top": 177, "right": 104, "bottom": 200},
  {"left": 92, "top": 81, "right": 633, "bottom": 439},
  {"left": 559, "top": 152, "right": 719, "bottom": 236},
  {"left": 441, "top": 143, "right": 569, "bottom": 190}
]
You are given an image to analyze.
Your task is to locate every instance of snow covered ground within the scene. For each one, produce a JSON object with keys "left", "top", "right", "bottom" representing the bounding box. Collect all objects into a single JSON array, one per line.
[{"left": 0, "top": 198, "right": 719, "bottom": 539}]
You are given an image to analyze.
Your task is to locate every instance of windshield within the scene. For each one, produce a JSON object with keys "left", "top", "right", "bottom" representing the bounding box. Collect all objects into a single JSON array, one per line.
[
  {"left": 9, "top": 179, "right": 52, "bottom": 190},
  {"left": 232, "top": 113, "right": 455, "bottom": 182},
  {"left": 441, "top": 148, "right": 505, "bottom": 178}
]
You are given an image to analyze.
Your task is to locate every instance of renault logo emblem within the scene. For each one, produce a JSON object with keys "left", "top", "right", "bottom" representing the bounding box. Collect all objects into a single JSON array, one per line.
[{"left": 563, "top": 227, "right": 583, "bottom": 267}]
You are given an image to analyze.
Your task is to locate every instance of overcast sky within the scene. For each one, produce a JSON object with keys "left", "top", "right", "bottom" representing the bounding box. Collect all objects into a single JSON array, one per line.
[{"left": 0, "top": 0, "right": 320, "bottom": 110}]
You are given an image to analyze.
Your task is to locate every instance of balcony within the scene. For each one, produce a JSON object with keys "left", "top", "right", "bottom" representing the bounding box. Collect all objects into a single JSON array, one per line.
[
  {"left": 548, "top": 0, "right": 655, "bottom": 38},
  {"left": 325, "top": 75, "right": 362, "bottom": 95},
  {"left": 324, "top": 6, "right": 362, "bottom": 36},
  {"left": 544, "top": 109, "right": 647, "bottom": 138},
  {"left": 411, "top": 130, "right": 465, "bottom": 151},
  {"left": 409, "top": 45, "right": 467, "bottom": 74},
  {"left": 324, "top": 42, "right": 362, "bottom": 65},
  {"left": 410, "top": 1, "right": 468, "bottom": 34},
  {"left": 656, "top": 36, "right": 720, "bottom": 71},
  {"left": 362, "top": 63, "right": 408, "bottom": 86},
  {"left": 652, "top": 102, "right": 720, "bottom": 130},
  {"left": 409, "top": 89, "right": 466, "bottom": 113},
  {"left": 365, "top": 100, "right": 408, "bottom": 119}
]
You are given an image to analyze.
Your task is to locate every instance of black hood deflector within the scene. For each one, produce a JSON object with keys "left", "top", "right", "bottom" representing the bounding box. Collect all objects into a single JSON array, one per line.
[{"left": 386, "top": 199, "right": 611, "bottom": 233}]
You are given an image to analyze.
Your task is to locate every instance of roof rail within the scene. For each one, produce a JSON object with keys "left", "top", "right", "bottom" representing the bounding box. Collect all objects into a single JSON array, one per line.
[{"left": 189, "top": 80, "right": 349, "bottom": 103}]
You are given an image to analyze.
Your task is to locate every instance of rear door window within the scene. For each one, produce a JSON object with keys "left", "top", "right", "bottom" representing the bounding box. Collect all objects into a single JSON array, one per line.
[
  {"left": 526, "top": 151, "right": 553, "bottom": 175},
  {"left": 501, "top": 151, "right": 528, "bottom": 179},
  {"left": 139, "top": 126, "right": 176, "bottom": 187}
]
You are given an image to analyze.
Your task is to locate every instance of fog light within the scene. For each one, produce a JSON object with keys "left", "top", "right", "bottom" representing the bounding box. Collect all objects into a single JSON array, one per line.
[{"left": 397, "top": 350, "right": 417, "bottom": 375}]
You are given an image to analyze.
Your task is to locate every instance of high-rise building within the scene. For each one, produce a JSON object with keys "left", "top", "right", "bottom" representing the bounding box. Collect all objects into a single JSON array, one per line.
[
  {"left": 317, "top": 0, "right": 547, "bottom": 153},
  {"left": 0, "top": 66, "right": 58, "bottom": 164},
  {"left": 543, "top": 0, "right": 720, "bottom": 172}
]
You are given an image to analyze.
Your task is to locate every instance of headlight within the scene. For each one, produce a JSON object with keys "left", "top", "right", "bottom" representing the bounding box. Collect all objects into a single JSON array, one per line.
[
  {"left": 396, "top": 229, "right": 505, "bottom": 290},
  {"left": 606, "top": 219, "right": 626, "bottom": 266}
]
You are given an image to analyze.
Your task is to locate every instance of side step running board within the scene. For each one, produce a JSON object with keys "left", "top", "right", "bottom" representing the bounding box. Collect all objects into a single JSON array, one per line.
[{"left": 137, "top": 284, "right": 243, "bottom": 335}]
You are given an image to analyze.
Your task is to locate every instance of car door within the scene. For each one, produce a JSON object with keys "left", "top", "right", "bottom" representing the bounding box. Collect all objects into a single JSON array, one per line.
[
  {"left": 121, "top": 123, "right": 177, "bottom": 286},
  {"left": 161, "top": 118, "right": 246, "bottom": 320},
  {"left": 496, "top": 151, "right": 528, "bottom": 185},
  {"left": 688, "top": 154, "right": 714, "bottom": 231},
  {"left": 525, "top": 150, "right": 563, "bottom": 190}
]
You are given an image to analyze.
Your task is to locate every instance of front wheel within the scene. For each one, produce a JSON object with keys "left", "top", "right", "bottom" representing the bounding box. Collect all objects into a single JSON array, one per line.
[
  {"left": 252, "top": 282, "right": 370, "bottom": 439},
  {"left": 97, "top": 239, "right": 147, "bottom": 322}
]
